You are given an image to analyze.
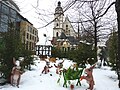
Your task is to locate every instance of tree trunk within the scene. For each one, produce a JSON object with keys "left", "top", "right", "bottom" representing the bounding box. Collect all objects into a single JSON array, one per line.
[
  {"left": 115, "top": 0, "right": 120, "bottom": 88},
  {"left": 94, "top": 21, "right": 97, "bottom": 62}
]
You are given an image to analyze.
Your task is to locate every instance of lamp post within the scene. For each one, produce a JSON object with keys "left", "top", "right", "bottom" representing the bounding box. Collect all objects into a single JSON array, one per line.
[{"left": 43, "top": 34, "right": 47, "bottom": 45}]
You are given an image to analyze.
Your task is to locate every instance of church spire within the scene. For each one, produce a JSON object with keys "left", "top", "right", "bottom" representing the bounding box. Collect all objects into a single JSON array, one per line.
[
  {"left": 55, "top": 1, "right": 63, "bottom": 15},
  {"left": 58, "top": 1, "right": 61, "bottom": 7}
]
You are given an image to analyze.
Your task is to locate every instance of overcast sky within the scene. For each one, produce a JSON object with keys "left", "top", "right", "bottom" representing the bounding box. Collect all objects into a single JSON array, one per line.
[{"left": 13, "top": 0, "right": 63, "bottom": 25}]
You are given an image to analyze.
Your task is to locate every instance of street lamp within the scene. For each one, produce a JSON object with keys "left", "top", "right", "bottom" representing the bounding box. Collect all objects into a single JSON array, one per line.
[{"left": 43, "top": 34, "right": 47, "bottom": 45}]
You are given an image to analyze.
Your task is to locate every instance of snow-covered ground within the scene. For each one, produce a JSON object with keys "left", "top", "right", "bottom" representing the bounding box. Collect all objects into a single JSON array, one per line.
[{"left": 0, "top": 59, "right": 119, "bottom": 90}]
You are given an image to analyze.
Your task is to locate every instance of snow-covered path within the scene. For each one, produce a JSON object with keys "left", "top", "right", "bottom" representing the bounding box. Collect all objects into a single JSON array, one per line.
[
  {"left": 0, "top": 60, "right": 120, "bottom": 90},
  {"left": 93, "top": 68, "right": 119, "bottom": 90}
]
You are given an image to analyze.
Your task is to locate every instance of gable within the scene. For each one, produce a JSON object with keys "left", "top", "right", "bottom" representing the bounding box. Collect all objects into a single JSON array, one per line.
[{"left": 63, "top": 16, "right": 77, "bottom": 37}]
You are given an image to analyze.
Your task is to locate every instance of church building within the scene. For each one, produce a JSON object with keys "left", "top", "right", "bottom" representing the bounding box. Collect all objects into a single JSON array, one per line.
[{"left": 52, "top": 1, "right": 80, "bottom": 51}]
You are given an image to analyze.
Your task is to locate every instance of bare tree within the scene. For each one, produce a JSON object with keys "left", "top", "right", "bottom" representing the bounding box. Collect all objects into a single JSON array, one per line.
[{"left": 70, "top": 0, "right": 116, "bottom": 62}]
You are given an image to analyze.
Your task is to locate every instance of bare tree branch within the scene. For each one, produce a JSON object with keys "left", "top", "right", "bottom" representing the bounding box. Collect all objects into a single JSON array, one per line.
[
  {"left": 96, "top": 1, "right": 115, "bottom": 19},
  {"left": 37, "top": 0, "right": 77, "bottom": 29}
]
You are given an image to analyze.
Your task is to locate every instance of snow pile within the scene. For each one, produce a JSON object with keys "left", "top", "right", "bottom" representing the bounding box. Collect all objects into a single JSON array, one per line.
[{"left": 0, "top": 59, "right": 119, "bottom": 90}]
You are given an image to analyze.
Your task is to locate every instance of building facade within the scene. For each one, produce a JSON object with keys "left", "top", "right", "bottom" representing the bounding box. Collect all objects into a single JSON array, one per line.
[
  {"left": 0, "top": 0, "right": 20, "bottom": 32},
  {"left": 20, "top": 21, "right": 39, "bottom": 51},
  {"left": 52, "top": 1, "right": 79, "bottom": 51},
  {"left": 0, "top": 0, "right": 39, "bottom": 51}
]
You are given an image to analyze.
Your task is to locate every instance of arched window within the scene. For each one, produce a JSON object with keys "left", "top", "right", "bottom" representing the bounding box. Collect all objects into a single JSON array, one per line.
[
  {"left": 66, "top": 25, "right": 68, "bottom": 30},
  {"left": 66, "top": 25, "right": 68, "bottom": 27},
  {"left": 56, "top": 23, "right": 59, "bottom": 27},
  {"left": 56, "top": 32, "right": 59, "bottom": 37},
  {"left": 66, "top": 25, "right": 68, "bottom": 33}
]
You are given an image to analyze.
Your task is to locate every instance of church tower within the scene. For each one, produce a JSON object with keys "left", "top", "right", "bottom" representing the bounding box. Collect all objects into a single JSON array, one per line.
[
  {"left": 53, "top": 1, "right": 64, "bottom": 38},
  {"left": 51, "top": 1, "right": 79, "bottom": 49}
]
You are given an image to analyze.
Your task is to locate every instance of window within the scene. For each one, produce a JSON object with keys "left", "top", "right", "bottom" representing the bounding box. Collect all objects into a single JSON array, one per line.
[
  {"left": 27, "top": 25, "right": 29, "bottom": 31},
  {"left": 35, "top": 31, "right": 37, "bottom": 35},
  {"left": 0, "top": 22, "right": 8, "bottom": 32},
  {"left": 1, "top": 4, "right": 9, "bottom": 14},
  {"left": 36, "top": 31, "right": 37, "bottom": 35},
  {"left": 27, "top": 33, "right": 29, "bottom": 39},
  {"left": 68, "top": 47, "right": 70, "bottom": 51},
  {"left": 1, "top": 14, "right": 8, "bottom": 23},
  {"left": 32, "top": 36, "right": 34, "bottom": 41},
  {"left": 30, "top": 34, "right": 32, "bottom": 40},
  {"left": 10, "top": 9, "right": 16, "bottom": 18},
  {"left": 31, "top": 29, "right": 33, "bottom": 34},
  {"left": 28, "top": 26, "right": 32, "bottom": 32},
  {"left": 30, "top": 27, "right": 32, "bottom": 33},
  {"left": 16, "top": 15, "right": 22, "bottom": 22},
  {"left": 33, "top": 29, "right": 34, "bottom": 34},
  {"left": 0, "top": 27, "right": 2, "bottom": 32},
  {"left": 29, "top": 42, "right": 32, "bottom": 50},
  {"left": 0, "top": 3, "right": 1, "bottom": 10},
  {"left": 23, "top": 31, "right": 25, "bottom": 36},
  {"left": 56, "top": 32, "right": 58, "bottom": 37},
  {"left": 26, "top": 41, "right": 29, "bottom": 50},
  {"left": 56, "top": 23, "right": 59, "bottom": 27},
  {"left": 35, "top": 37, "right": 36, "bottom": 42},
  {"left": 10, "top": 17, "right": 15, "bottom": 22},
  {"left": 66, "top": 25, "right": 68, "bottom": 30}
]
